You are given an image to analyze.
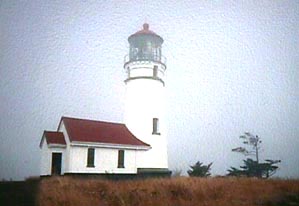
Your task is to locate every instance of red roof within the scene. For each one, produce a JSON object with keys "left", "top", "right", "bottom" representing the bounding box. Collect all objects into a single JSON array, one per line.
[
  {"left": 43, "top": 131, "right": 66, "bottom": 145},
  {"left": 129, "top": 23, "right": 162, "bottom": 39},
  {"left": 133, "top": 23, "right": 157, "bottom": 35},
  {"left": 61, "top": 117, "right": 149, "bottom": 147}
]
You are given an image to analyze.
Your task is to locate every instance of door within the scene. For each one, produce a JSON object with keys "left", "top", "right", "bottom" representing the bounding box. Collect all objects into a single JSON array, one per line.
[{"left": 51, "top": 153, "right": 62, "bottom": 175}]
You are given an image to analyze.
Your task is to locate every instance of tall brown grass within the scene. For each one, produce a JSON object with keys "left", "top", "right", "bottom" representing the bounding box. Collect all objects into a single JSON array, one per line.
[{"left": 38, "top": 176, "right": 299, "bottom": 206}]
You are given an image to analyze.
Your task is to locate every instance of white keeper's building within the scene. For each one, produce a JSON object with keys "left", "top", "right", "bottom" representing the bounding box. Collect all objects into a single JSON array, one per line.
[{"left": 40, "top": 24, "right": 170, "bottom": 177}]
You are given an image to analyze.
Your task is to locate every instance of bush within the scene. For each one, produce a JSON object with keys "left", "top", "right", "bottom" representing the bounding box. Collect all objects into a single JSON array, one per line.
[{"left": 187, "top": 161, "right": 212, "bottom": 177}]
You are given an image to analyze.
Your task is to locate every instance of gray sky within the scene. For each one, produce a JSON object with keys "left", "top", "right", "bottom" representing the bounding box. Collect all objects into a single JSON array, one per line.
[{"left": 0, "top": 0, "right": 298, "bottom": 180}]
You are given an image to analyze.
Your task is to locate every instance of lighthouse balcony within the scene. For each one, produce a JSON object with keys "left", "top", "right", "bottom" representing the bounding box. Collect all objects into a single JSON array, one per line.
[
  {"left": 124, "top": 62, "right": 166, "bottom": 85},
  {"left": 124, "top": 54, "right": 166, "bottom": 68}
]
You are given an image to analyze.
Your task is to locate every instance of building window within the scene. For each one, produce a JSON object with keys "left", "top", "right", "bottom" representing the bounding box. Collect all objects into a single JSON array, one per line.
[
  {"left": 153, "top": 65, "right": 158, "bottom": 78},
  {"left": 87, "top": 148, "right": 95, "bottom": 167},
  {"left": 152, "top": 118, "right": 160, "bottom": 135},
  {"left": 118, "top": 150, "right": 125, "bottom": 168}
]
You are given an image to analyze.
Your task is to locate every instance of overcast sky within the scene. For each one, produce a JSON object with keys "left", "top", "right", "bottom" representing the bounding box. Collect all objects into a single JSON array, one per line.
[{"left": 0, "top": 0, "right": 298, "bottom": 180}]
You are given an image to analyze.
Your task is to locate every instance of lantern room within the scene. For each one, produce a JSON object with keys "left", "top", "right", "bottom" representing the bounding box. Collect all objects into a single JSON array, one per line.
[
  {"left": 124, "top": 24, "right": 167, "bottom": 84},
  {"left": 127, "top": 23, "right": 164, "bottom": 63}
]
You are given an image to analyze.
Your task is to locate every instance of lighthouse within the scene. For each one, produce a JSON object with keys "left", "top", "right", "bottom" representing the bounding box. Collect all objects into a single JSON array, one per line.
[
  {"left": 39, "top": 23, "right": 170, "bottom": 178},
  {"left": 124, "top": 24, "right": 170, "bottom": 175}
]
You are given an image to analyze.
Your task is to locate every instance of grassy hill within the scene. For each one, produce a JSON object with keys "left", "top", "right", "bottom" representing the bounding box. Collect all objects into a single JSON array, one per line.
[{"left": 37, "top": 176, "right": 299, "bottom": 206}]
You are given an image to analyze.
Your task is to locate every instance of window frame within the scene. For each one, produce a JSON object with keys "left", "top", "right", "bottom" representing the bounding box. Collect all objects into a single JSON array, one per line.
[
  {"left": 117, "top": 150, "right": 125, "bottom": 168},
  {"left": 87, "top": 148, "right": 95, "bottom": 168}
]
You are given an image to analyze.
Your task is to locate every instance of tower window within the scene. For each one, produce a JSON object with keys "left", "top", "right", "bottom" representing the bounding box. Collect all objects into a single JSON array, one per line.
[
  {"left": 152, "top": 118, "right": 160, "bottom": 135},
  {"left": 87, "top": 148, "right": 95, "bottom": 167},
  {"left": 118, "top": 150, "right": 125, "bottom": 168},
  {"left": 153, "top": 66, "right": 158, "bottom": 78}
]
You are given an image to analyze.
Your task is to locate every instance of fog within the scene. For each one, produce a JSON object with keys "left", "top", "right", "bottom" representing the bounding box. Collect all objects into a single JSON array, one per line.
[{"left": 0, "top": 0, "right": 298, "bottom": 180}]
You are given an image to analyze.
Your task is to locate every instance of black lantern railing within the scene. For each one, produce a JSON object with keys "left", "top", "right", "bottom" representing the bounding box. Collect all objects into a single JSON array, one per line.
[{"left": 124, "top": 54, "right": 166, "bottom": 67}]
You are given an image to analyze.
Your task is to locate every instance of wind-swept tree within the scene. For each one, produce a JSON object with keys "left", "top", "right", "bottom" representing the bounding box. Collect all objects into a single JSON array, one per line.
[
  {"left": 228, "top": 132, "right": 281, "bottom": 178},
  {"left": 188, "top": 161, "right": 212, "bottom": 177},
  {"left": 232, "top": 132, "right": 262, "bottom": 163}
]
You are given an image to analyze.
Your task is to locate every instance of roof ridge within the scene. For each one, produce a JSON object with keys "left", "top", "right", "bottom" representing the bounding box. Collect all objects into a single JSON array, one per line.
[{"left": 61, "top": 116, "right": 125, "bottom": 125}]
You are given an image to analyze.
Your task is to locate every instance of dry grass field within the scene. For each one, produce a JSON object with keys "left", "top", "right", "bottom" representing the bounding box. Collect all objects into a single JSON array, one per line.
[{"left": 37, "top": 176, "right": 299, "bottom": 206}]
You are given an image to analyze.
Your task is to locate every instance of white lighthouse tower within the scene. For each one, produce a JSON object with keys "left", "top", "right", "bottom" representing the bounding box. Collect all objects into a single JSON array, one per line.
[{"left": 124, "top": 24, "right": 170, "bottom": 176}]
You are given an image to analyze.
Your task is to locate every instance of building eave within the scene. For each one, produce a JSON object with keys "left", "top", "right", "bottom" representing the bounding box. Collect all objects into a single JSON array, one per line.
[
  {"left": 70, "top": 141, "right": 151, "bottom": 150},
  {"left": 48, "top": 144, "right": 67, "bottom": 148}
]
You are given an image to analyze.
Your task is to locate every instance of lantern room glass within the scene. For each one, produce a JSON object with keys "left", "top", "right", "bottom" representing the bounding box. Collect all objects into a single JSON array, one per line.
[{"left": 129, "top": 40, "right": 162, "bottom": 62}]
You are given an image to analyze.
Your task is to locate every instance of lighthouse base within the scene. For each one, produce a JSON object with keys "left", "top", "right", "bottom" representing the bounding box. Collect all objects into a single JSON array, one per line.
[
  {"left": 50, "top": 169, "right": 171, "bottom": 180},
  {"left": 137, "top": 168, "right": 172, "bottom": 178}
]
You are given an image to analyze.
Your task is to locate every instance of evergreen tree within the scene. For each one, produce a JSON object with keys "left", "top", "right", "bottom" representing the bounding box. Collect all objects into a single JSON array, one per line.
[{"left": 188, "top": 161, "right": 212, "bottom": 177}]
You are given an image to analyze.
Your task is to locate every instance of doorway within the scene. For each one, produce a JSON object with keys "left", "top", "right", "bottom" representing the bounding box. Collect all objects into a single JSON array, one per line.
[{"left": 51, "top": 153, "right": 62, "bottom": 175}]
